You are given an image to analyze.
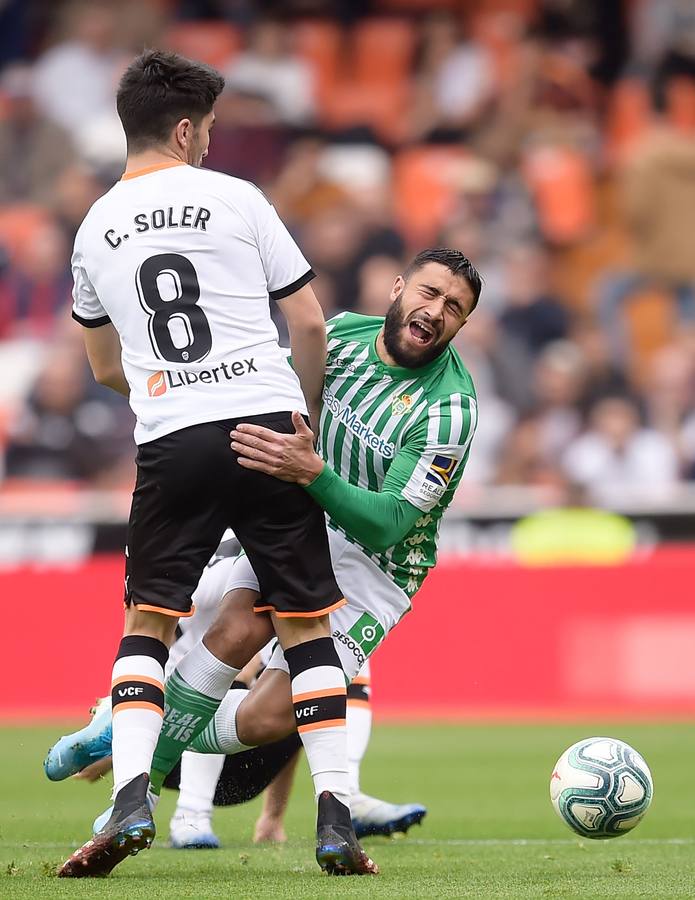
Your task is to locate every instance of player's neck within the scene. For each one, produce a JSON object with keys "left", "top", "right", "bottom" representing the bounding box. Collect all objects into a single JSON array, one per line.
[
  {"left": 375, "top": 329, "right": 398, "bottom": 367},
  {"left": 123, "top": 148, "right": 187, "bottom": 178}
]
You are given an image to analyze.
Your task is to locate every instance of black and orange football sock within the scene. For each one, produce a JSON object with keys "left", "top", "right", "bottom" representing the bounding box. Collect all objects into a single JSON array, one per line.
[
  {"left": 111, "top": 634, "right": 168, "bottom": 797},
  {"left": 285, "top": 637, "right": 350, "bottom": 808}
]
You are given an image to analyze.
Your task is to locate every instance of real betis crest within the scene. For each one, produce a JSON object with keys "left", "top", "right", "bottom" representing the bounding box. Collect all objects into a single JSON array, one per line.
[{"left": 392, "top": 393, "right": 413, "bottom": 416}]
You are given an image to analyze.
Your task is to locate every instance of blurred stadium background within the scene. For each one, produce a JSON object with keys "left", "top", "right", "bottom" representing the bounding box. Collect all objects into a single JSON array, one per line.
[{"left": 1, "top": 0, "right": 695, "bottom": 725}]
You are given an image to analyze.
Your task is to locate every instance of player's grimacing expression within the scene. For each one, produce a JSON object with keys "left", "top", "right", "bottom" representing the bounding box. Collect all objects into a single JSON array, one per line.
[{"left": 382, "top": 262, "right": 475, "bottom": 368}]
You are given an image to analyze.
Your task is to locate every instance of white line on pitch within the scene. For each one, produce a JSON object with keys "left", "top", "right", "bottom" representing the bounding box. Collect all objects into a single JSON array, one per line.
[
  {"left": 404, "top": 838, "right": 693, "bottom": 846},
  {"left": 2, "top": 838, "right": 692, "bottom": 851}
]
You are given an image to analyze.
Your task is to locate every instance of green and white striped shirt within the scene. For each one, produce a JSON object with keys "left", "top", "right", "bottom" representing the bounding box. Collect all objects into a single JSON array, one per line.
[{"left": 319, "top": 312, "right": 477, "bottom": 597}]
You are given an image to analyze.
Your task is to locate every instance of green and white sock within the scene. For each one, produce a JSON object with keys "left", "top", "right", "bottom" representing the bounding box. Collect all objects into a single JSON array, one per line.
[
  {"left": 191, "top": 689, "right": 253, "bottom": 755},
  {"left": 149, "top": 641, "right": 239, "bottom": 793}
]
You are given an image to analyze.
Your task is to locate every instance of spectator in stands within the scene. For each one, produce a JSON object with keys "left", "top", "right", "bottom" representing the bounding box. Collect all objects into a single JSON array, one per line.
[
  {"left": 407, "top": 11, "right": 495, "bottom": 142},
  {"left": 300, "top": 185, "right": 405, "bottom": 313},
  {"left": 439, "top": 217, "right": 506, "bottom": 315},
  {"left": 0, "top": 0, "right": 31, "bottom": 68},
  {"left": 434, "top": 289, "right": 519, "bottom": 488},
  {"left": 0, "top": 219, "right": 72, "bottom": 339},
  {"left": 224, "top": 17, "right": 317, "bottom": 126},
  {"left": 4, "top": 338, "right": 133, "bottom": 483},
  {"left": 49, "top": 165, "right": 108, "bottom": 246},
  {"left": 32, "top": 1, "right": 125, "bottom": 134},
  {"left": 563, "top": 395, "right": 679, "bottom": 504},
  {"left": 572, "top": 321, "right": 632, "bottom": 415},
  {"left": 596, "top": 71, "right": 695, "bottom": 359},
  {"left": 196, "top": 84, "right": 289, "bottom": 185},
  {"left": 300, "top": 200, "right": 364, "bottom": 311},
  {"left": 354, "top": 255, "right": 401, "bottom": 317},
  {"left": 498, "top": 242, "right": 570, "bottom": 355},
  {"left": 494, "top": 414, "right": 568, "bottom": 493},
  {"left": 642, "top": 343, "right": 695, "bottom": 475},
  {"left": 0, "top": 64, "right": 74, "bottom": 205},
  {"left": 631, "top": 0, "right": 695, "bottom": 75},
  {"left": 453, "top": 307, "right": 530, "bottom": 416},
  {"left": 271, "top": 136, "right": 350, "bottom": 225},
  {"left": 532, "top": 340, "right": 586, "bottom": 461}
]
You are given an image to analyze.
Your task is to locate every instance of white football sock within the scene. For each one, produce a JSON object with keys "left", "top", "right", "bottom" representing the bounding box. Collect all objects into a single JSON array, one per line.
[{"left": 176, "top": 750, "right": 226, "bottom": 815}]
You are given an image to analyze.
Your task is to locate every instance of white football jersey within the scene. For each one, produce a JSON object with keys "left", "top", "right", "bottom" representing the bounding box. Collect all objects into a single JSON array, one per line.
[{"left": 72, "top": 161, "right": 311, "bottom": 444}]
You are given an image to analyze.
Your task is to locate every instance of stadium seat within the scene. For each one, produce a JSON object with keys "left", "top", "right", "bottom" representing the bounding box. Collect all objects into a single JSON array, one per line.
[
  {"left": 605, "top": 79, "right": 652, "bottom": 163},
  {"left": 161, "top": 21, "right": 241, "bottom": 69},
  {"left": 470, "top": 10, "right": 526, "bottom": 89},
  {"left": 665, "top": 76, "right": 695, "bottom": 133},
  {"left": 351, "top": 18, "right": 416, "bottom": 89},
  {"left": 0, "top": 205, "right": 52, "bottom": 259},
  {"left": 392, "top": 146, "right": 469, "bottom": 244},
  {"left": 623, "top": 287, "right": 676, "bottom": 380},
  {"left": 522, "top": 145, "right": 595, "bottom": 245},
  {"left": 318, "top": 81, "right": 411, "bottom": 143},
  {"left": 292, "top": 20, "right": 343, "bottom": 106}
]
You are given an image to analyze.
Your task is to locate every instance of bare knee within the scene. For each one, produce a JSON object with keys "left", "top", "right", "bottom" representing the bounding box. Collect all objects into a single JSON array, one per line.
[
  {"left": 237, "top": 694, "right": 295, "bottom": 746},
  {"left": 236, "top": 669, "right": 296, "bottom": 746},
  {"left": 204, "top": 588, "right": 273, "bottom": 668},
  {"left": 123, "top": 607, "right": 178, "bottom": 645},
  {"left": 272, "top": 613, "right": 330, "bottom": 650}
]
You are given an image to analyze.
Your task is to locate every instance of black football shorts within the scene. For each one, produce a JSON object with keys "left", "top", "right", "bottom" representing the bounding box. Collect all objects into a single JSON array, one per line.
[{"left": 124, "top": 413, "right": 342, "bottom": 618}]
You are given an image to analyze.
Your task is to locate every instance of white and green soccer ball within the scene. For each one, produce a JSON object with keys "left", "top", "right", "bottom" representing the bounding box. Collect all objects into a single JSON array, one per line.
[{"left": 550, "top": 736, "right": 653, "bottom": 839}]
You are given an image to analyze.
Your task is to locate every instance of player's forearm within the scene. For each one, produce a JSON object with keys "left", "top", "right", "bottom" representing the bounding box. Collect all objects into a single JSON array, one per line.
[
  {"left": 82, "top": 323, "right": 130, "bottom": 397},
  {"left": 97, "top": 368, "right": 130, "bottom": 397},
  {"left": 304, "top": 464, "right": 421, "bottom": 554},
  {"left": 286, "top": 317, "right": 326, "bottom": 420}
]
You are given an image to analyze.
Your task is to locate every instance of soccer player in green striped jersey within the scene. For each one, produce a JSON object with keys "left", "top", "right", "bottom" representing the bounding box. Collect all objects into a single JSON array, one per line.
[{"left": 126, "top": 248, "right": 480, "bottom": 875}]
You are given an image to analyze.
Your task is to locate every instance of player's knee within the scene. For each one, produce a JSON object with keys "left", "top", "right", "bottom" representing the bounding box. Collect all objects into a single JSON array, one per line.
[
  {"left": 238, "top": 698, "right": 295, "bottom": 746},
  {"left": 123, "top": 607, "right": 178, "bottom": 645},
  {"left": 205, "top": 593, "right": 272, "bottom": 667},
  {"left": 204, "top": 615, "right": 255, "bottom": 667},
  {"left": 273, "top": 613, "right": 330, "bottom": 649}
]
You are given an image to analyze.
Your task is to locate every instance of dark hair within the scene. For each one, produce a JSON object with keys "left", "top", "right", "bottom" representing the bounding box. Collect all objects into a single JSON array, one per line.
[
  {"left": 116, "top": 49, "right": 225, "bottom": 153},
  {"left": 403, "top": 248, "right": 483, "bottom": 311}
]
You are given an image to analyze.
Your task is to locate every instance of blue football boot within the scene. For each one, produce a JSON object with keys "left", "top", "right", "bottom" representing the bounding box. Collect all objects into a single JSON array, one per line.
[
  {"left": 44, "top": 697, "right": 113, "bottom": 781},
  {"left": 351, "top": 792, "right": 427, "bottom": 838},
  {"left": 58, "top": 773, "right": 155, "bottom": 877}
]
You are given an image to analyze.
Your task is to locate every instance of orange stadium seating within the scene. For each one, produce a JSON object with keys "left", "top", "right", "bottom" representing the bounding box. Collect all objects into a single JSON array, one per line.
[
  {"left": 162, "top": 20, "right": 241, "bottom": 69},
  {"left": 523, "top": 145, "right": 596, "bottom": 245},
  {"left": 0, "top": 205, "right": 52, "bottom": 259}
]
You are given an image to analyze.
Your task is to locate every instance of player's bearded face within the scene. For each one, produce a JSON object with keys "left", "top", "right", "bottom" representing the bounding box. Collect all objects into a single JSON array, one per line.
[
  {"left": 383, "top": 293, "right": 447, "bottom": 368},
  {"left": 382, "top": 263, "right": 474, "bottom": 368}
]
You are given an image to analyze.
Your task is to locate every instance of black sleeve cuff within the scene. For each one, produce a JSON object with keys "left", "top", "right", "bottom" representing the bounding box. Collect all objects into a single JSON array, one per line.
[
  {"left": 269, "top": 268, "right": 316, "bottom": 302},
  {"left": 72, "top": 310, "right": 112, "bottom": 328}
]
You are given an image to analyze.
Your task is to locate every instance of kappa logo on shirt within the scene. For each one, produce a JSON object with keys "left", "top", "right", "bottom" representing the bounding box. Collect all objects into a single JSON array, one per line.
[{"left": 146, "top": 358, "right": 258, "bottom": 398}]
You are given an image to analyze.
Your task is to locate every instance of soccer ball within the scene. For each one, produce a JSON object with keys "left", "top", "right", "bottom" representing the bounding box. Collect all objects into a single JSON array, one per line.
[{"left": 550, "top": 736, "right": 653, "bottom": 839}]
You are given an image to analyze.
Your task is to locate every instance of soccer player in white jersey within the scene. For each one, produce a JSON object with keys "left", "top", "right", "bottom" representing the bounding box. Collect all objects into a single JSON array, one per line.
[
  {"left": 59, "top": 49, "right": 373, "bottom": 878},
  {"left": 110, "top": 248, "right": 481, "bottom": 861}
]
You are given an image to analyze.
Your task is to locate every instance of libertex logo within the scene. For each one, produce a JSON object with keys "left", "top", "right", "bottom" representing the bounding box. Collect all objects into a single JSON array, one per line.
[
  {"left": 147, "top": 371, "right": 166, "bottom": 397},
  {"left": 147, "top": 358, "right": 258, "bottom": 398}
]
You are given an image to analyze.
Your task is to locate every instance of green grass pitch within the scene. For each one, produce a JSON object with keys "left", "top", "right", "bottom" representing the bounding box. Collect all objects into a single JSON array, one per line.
[{"left": 1, "top": 721, "right": 693, "bottom": 899}]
